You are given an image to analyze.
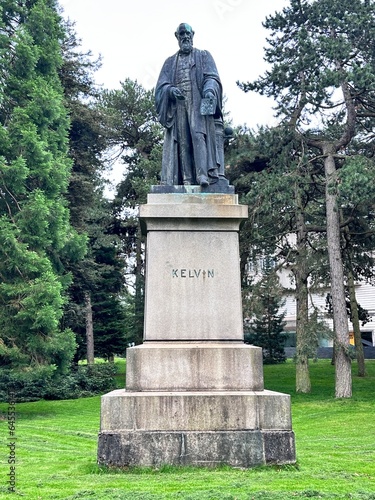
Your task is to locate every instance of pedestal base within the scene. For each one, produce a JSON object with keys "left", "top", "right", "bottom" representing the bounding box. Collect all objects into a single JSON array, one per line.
[
  {"left": 97, "top": 389, "right": 296, "bottom": 467},
  {"left": 126, "top": 343, "right": 264, "bottom": 391},
  {"left": 97, "top": 192, "right": 296, "bottom": 468},
  {"left": 98, "top": 430, "right": 295, "bottom": 468}
]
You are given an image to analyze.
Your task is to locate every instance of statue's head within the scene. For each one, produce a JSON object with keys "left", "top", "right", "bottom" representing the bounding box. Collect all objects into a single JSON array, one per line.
[{"left": 175, "top": 23, "right": 194, "bottom": 54}]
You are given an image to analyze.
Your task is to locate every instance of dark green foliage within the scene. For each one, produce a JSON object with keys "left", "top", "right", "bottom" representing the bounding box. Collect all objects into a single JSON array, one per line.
[
  {"left": 44, "top": 363, "right": 117, "bottom": 400},
  {"left": 63, "top": 195, "right": 130, "bottom": 362},
  {"left": 101, "top": 79, "right": 163, "bottom": 345},
  {"left": 0, "top": 363, "right": 116, "bottom": 402},
  {"left": 0, "top": 0, "right": 84, "bottom": 372},
  {"left": 325, "top": 292, "right": 371, "bottom": 327},
  {"left": 100, "top": 79, "right": 162, "bottom": 170},
  {"left": 0, "top": 2, "right": 128, "bottom": 388},
  {"left": 59, "top": 19, "right": 105, "bottom": 231},
  {"left": 58, "top": 22, "right": 130, "bottom": 362},
  {"left": 91, "top": 248, "right": 131, "bottom": 359},
  {"left": 225, "top": 125, "right": 323, "bottom": 270},
  {"left": 0, "top": 365, "right": 55, "bottom": 402},
  {"left": 245, "top": 317, "right": 287, "bottom": 364},
  {"left": 244, "top": 263, "right": 287, "bottom": 364}
]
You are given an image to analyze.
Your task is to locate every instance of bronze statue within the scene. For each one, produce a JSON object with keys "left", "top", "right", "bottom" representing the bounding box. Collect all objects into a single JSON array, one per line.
[{"left": 155, "top": 23, "right": 224, "bottom": 187}]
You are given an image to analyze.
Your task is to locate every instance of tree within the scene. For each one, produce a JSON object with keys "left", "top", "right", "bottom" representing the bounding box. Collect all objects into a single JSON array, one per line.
[
  {"left": 339, "top": 153, "right": 375, "bottom": 376},
  {"left": 244, "top": 259, "right": 287, "bottom": 364},
  {"left": 0, "top": 0, "right": 85, "bottom": 373},
  {"left": 238, "top": 0, "right": 375, "bottom": 397},
  {"left": 87, "top": 199, "right": 130, "bottom": 360},
  {"left": 100, "top": 79, "right": 163, "bottom": 344},
  {"left": 58, "top": 20, "right": 129, "bottom": 363},
  {"left": 226, "top": 126, "right": 328, "bottom": 392}
]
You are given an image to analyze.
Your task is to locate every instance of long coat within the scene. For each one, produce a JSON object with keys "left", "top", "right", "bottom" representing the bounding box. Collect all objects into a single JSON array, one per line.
[{"left": 155, "top": 48, "right": 223, "bottom": 185}]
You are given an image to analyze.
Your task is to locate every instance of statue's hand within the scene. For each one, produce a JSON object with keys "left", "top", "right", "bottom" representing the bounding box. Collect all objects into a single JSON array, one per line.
[{"left": 170, "top": 87, "right": 185, "bottom": 100}]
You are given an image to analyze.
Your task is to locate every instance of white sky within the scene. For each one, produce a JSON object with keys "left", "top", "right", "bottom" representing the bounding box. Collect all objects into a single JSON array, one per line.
[{"left": 58, "top": 0, "right": 289, "bottom": 129}]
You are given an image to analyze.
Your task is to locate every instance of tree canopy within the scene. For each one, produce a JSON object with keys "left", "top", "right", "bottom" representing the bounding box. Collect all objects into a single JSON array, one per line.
[
  {"left": 0, "top": 0, "right": 83, "bottom": 372},
  {"left": 236, "top": 0, "right": 375, "bottom": 397}
]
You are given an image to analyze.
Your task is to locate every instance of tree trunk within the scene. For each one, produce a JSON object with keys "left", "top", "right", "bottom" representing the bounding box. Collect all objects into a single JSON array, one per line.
[
  {"left": 324, "top": 152, "right": 352, "bottom": 397},
  {"left": 85, "top": 291, "right": 95, "bottom": 365},
  {"left": 347, "top": 266, "right": 366, "bottom": 377},
  {"left": 295, "top": 194, "right": 311, "bottom": 393}
]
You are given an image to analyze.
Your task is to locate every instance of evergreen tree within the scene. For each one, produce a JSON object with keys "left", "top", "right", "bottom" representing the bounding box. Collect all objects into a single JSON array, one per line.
[
  {"left": 226, "top": 125, "right": 328, "bottom": 391},
  {"left": 244, "top": 261, "right": 287, "bottom": 364},
  {"left": 238, "top": 0, "right": 375, "bottom": 398},
  {"left": 0, "top": 0, "right": 84, "bottom": 372},
  {"left": 58, "top": 20, "right": 129, "bottom": 362},
  {"left": 100, "top": 79, "right": 163, "bottom": 344}
]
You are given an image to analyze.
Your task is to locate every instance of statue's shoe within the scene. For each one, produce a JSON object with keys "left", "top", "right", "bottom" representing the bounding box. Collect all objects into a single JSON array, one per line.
[{"left": 198, "top": 175, "right": 209, "bottom": 187}]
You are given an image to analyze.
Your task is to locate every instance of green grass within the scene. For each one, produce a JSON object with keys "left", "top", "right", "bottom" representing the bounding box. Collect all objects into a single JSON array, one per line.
[
  {"left": 113, "top": 358, "right": 126, "bottom": 388},
  {"left": 1, "top": 360, "right": 375, "bottom": 499}
]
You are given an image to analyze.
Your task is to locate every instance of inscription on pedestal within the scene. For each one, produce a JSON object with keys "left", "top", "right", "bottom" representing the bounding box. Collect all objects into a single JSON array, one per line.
[
  {"left": 144, "top": 230, "right": 243, "bottom": 340},
  {"left": 172, "top": 269, "right": 215, "bottom": 279}
]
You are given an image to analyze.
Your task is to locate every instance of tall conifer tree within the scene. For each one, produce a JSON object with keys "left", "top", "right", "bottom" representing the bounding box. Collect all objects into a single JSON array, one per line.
[{"left": 0, "top": 0, "right": 84, "bottom": 371}]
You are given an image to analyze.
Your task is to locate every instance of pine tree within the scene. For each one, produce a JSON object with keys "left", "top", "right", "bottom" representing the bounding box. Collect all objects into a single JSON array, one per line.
[
  {"left": 244, "top": 260, "right": 287, "bottom": 364},
  {"left": 226, "top": 125, "right": 327, "bottom": 391},
  {"left": 238, "top": 0, "right": 375, "bottom": 397}
]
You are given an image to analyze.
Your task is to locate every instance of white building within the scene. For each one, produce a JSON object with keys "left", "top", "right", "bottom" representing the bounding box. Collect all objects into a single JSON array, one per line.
[
  {"left": 246, "top": 250, "right": 375, "bottom": 348},
  {"left": 278, "top": 265, "right": 375, "bottom": 347}
]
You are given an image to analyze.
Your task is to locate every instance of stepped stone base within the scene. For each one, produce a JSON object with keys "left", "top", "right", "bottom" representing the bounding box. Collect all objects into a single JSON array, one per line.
[
  {"left": 100, "top": 389, "right": 292, "bottom": 431},
  {"left": 97, "top": 389, "right": 295, "bottom": 467},
  {"left": 98, "top": 430, "right": 296, "bottom": 468}
]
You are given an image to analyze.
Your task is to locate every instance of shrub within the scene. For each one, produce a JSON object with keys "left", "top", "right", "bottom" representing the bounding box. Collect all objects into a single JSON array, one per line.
[
  {"left": 0, "top": 365, "right": 55, "bottom": 402},
  {"left": 0, "top": 363, "right": 117, "bottom": 402}
]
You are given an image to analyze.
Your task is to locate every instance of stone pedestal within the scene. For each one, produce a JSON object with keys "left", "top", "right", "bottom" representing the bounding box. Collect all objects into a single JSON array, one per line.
[{"left": 97, "top": 190, "right": 296, "bottom": 467}]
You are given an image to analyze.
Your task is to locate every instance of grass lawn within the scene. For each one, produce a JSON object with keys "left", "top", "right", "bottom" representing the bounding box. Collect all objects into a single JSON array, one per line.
[{"left": 1, "top": 360, "right": 375, "bottom": 499}]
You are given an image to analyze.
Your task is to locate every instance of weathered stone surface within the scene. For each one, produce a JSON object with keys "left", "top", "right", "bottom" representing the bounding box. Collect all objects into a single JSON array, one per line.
[
  {"left": 126, "top": 342, "right": 264, "bottom": 391},
  {"left": 257, "top": 391, "right": 293, "bottom": 430},
  {"left": 146, "top": 192, "right": 239, "bottom": 205},
  {"left": 97, "top": 430, "right": 264, "bottom": 467},
  {"left": 140, "top": 194, "right": 247, "bottom": 342},
  {"left": 143, "top": 230, "right": 244, "bottom": 341},
  {"left": 150, "top": 179, "right": 234, "bottom": 194},
  {"left": 263, "top": 431, "right": 296, "bottom": 464},
  {"left": 140, "top": 194, "right": 247, "bottom": 232},
  {"left": 99, "top": 389, "right": 292, "bottom": 432},
  {"left": 97, "top": 430, "right": 295, "bottom": 468},
  {"left": 142, "top": 218, "right": 244, "bottom": 232}
]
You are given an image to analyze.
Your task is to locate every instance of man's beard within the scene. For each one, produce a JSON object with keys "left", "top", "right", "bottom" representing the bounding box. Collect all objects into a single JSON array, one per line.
[{"left": 180, "top": 39, "right": 192, "bottom": 53}]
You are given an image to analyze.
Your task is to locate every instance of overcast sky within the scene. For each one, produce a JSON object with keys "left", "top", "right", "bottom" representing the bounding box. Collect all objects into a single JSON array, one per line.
[{"left": 58, "top": 0, "right": 289, "bottom": 129}]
